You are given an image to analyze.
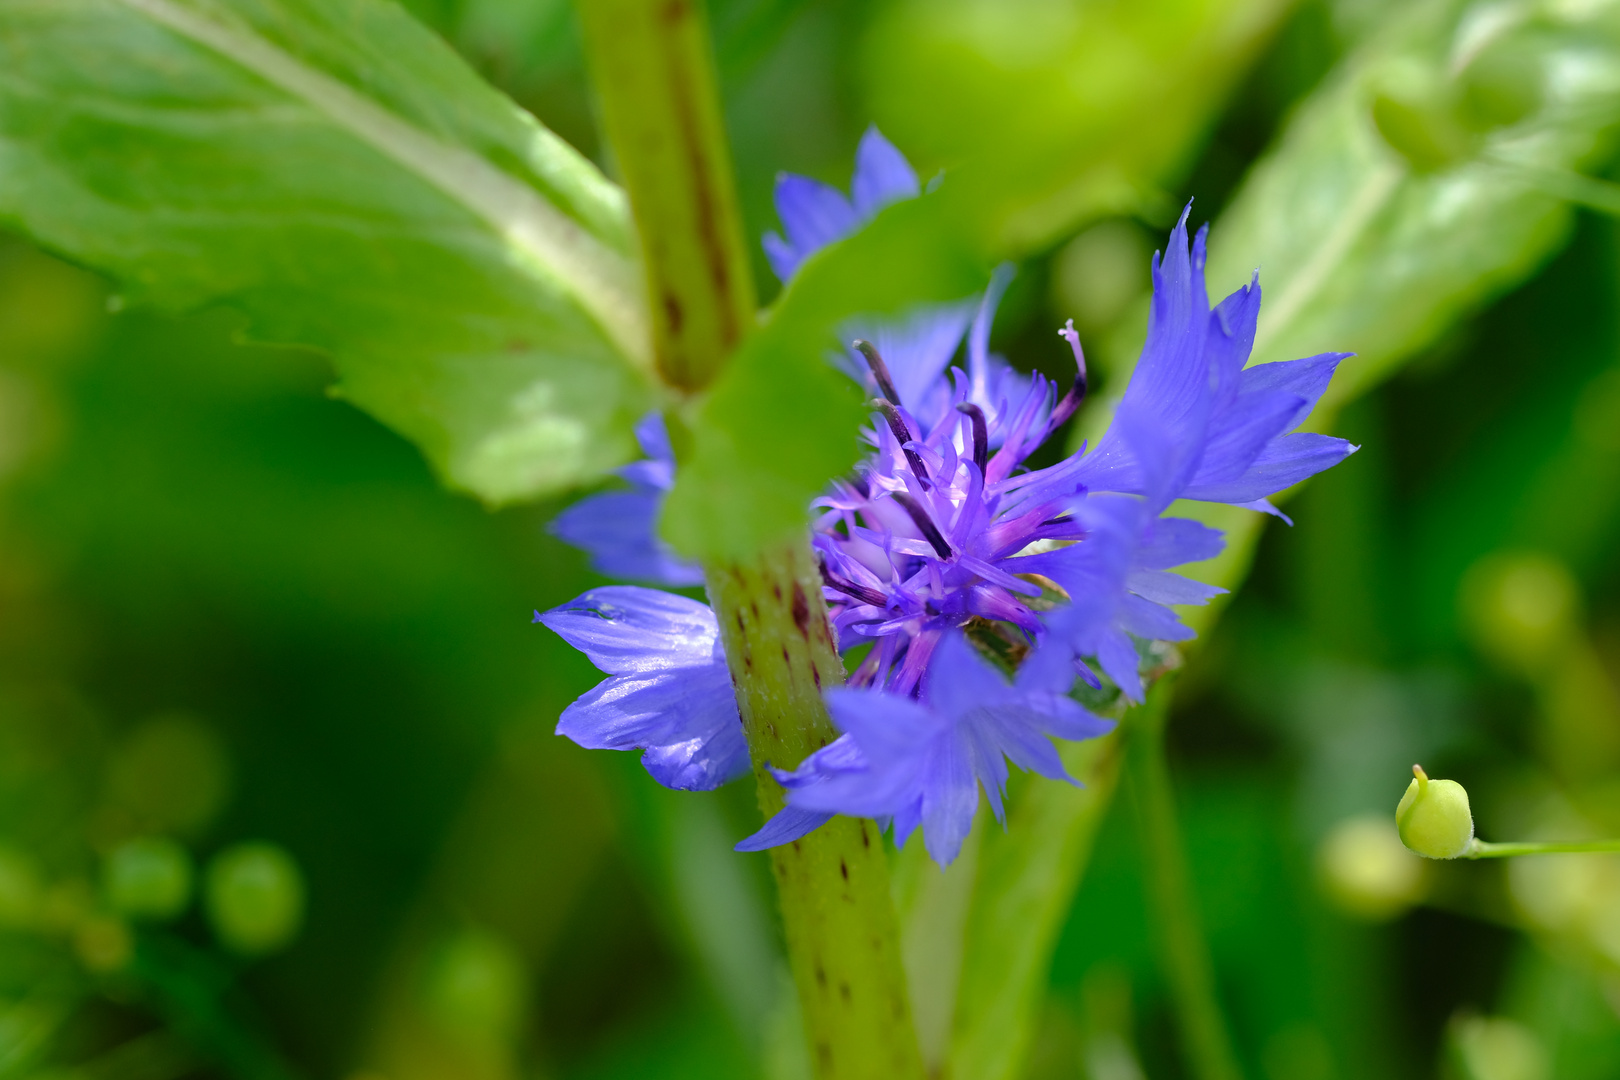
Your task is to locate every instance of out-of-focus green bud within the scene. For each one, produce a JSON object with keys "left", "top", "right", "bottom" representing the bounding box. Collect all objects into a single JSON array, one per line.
[
  {"left": 204, "top": 842, "right": 305, "bottom": 955},
  {"left": 1371, "top": 93, "right": 1474, "bottom": 171},
  {"left": 1317, "top": 816, "right": 1427, "bottom": 920},
  {"left": 1457, "top": 36, "right": 1544, "bottom": 132},
  {"left": 73, "top": 914, "right": 132, "bottom": 973},
  {"left": 1397, "top": 765, "right": 1475, "bottom": 859},
  {"left": 424, "top": 927, "right": 528, "bottom": 1044},
  {"left": 1460, "top": 551, "right": 1579, "bottom": 673},
  {"left": 1448, "top": 1014, "right": 1549, "bottom": 1080},
  {"left": 104, "top": 836, "right": 192, "bottom": 921},
  {"left": 107, "top": 715, "right": 232, "bottom": 839},
  {"left": 0, "top": 844, "right": 43, "bottom": 929}
]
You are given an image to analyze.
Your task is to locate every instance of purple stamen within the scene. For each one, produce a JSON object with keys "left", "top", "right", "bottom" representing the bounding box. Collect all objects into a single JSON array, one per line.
[
  {"left": 892, "top": 492, "right": 952, "bottom": 559},
  {"left": 818, "top": 558, "right": 890, "bottom": 608},
  {"left": 875, "top": 399, "right": 932, "bottom": 488},
  {"left": 1048, "top": 320, "right": 1089, "bottom": 435},
  {"left": 854, "top": 339, "right": 904, "bottom": 407},
  {"left": 956, "top": 402, "right": 989, "bottom": 473}
]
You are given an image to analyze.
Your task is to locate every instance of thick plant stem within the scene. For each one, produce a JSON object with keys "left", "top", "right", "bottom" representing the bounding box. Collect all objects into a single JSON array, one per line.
[
  {"left": 706, "top": 543, "right": 925, "bottom": 1080},
  {"left": 1128, "top": 682, "right": 1243, "bottom": 1080},
  {"left": 575, "top": 0, "right": 756, "bottom": 392},
  {"left": 575, "top": 2, "right": 923, "bottom": 1072}
]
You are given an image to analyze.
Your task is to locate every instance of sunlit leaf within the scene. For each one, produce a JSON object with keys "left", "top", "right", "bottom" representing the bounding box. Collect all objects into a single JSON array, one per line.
[
  {"left": 859, "top": 0, "right": 1296, "bottom": 253},
  {"left": 662, "top": 193, "right": 987, "bottom": 561},
  {"left": 0, "top": 0, "right": 656, "bottom": 503}
]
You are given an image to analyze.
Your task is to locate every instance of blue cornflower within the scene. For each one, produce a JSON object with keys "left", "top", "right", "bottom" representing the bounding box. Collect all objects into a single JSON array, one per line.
[
  {"left": 535, "top": 587, "right": 747, "bottom": 790},
  {"left": 739, "top": 631, "right": 1113, "bottom": 866},
  {"left": 537, "top": 132, "right": 1356, "bottom": 866},
  {"left": 549, "top": 413, "right": 703, "bottom": 586}
]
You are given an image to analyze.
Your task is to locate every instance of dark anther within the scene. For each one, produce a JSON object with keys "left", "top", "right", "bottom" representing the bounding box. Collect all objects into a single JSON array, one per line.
[
  {"left": 853, "top": 339, "right": 903, "bottom": 407},
  {"left": 874, "top": 399, "right": 931, "bottom": 488},
  {"left": 892, "top": 492, "right": 952, "bottom": 559},
  {"left": 817, "top": 556, "right": 889, "bottom": 607},
  {"left": 956, "top": 402, "right": 989, "bottom": 473}
]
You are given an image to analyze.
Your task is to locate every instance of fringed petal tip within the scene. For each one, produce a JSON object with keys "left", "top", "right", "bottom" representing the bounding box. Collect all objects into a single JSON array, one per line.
[{"left": 735, "top": 806, "right": 835, "bottom": 852}]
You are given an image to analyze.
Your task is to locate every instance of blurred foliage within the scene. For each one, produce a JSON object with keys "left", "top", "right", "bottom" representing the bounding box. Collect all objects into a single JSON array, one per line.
[
  {"left": 0, "top": 0, "right": 655, "bottom": 506},
  {"left": 1, "top": 0, "right": 1620, "bottom": 1079}
]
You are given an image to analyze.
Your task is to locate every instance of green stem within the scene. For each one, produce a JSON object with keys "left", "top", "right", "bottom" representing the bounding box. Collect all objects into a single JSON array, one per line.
[
  {"left": 1127, "top": 682, "right": 1243, "bottom": 1080},
  {"left": 575, "top": 0, "right": 756, "bottom": 393},
  {"left": 1465, "top": 838, "right": 1620, "bottom": 858},
  {"left": 705, "top": 544, "right": 925, "bottom": 1080},
  {"left": 574, "top": 7, "right": 924, "bottom": 1076}
]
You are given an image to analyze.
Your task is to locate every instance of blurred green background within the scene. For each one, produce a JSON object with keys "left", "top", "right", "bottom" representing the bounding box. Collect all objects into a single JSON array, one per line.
[{"left": 4, "top": 0, "right": 1620, "bottom": 1077}]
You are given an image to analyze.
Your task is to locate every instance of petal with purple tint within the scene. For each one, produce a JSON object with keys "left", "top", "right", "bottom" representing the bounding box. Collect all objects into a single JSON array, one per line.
[
  {"left": 634, "top": 410, "right": 676, "bottom": 462},
  {"left": 1096, "top": 628, "right": 1144, "bottom": 702},
  {"left": 1204, "top": 274, "right": 1260, "bottom": 388},
  {"left": 851, "top": 126, "right": 920, "bottom": 218},
  {"left": 1182, "top": 433, "right": 1357, "bottom": 504},
  {"left": 735, "top": 806, "right": 837, "bottom": 852},
  {"left": 1117, "top": 593, "right": 1194, "bottom": 643},
  {"left": 919, "top": 728, "right": 978, "bottom": 866},
  {"left": 1188, "top": 390, "right": 1307, "bottom": 488},
  {"left": 825, "top": 688, "right": 938, "bottom": 763},
  {"left": 1126, "top": 569, "right": 1226, "bottom": 607},
  {"left": 549, "top": 492, "right": 704, "bottom": 587},
  {"left": 774, "top": 174, "right": 859, "bottom": 255},
  {"left": 1136, "top": 516, "right": 1226, "bottom": 569},
  {"left": 557, "top": 666, "right": 747, "bottom": 790},
  {"left": 538, "top": 587, "right": 721, "bottom": 674},
  {"left": 1239, "top": 353, "right": 1351, "bottom": 428},
  {"left": 762, "top": 231, "right": 802, "bottom": 284}
]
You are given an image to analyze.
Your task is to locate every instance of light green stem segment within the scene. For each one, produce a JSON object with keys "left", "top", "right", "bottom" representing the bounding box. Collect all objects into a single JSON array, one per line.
[
  {"left": 573, "top": 2, "right": 924, "bottom": 1074},
  {"left": 1466, "top": 838, "right": 1620, "bottom": 858},
  {"left": 706, "top": 544, "right": 925, "bottom": 1080},
  {"left": 1127, "top": 682, "right": 1244, "bottom": 1080},
  {"left": 574, "top": 0, "right": 756, "bottom": 393}
]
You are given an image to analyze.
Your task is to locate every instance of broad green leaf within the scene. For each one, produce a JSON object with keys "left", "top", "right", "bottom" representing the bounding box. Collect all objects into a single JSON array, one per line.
[
  {"left": 947, "top": 2, "right": 1620, "bottom": 1077},
  {"left": 859, "top": 0, "right": 1295, "bottom": 253},
  {"left": 0, "top": 0, "right": 655, "bottom": 503},
  {"left": 662, "top": 193, "right": 987, "bottom": 561},
  {"left": 1207, "top": 0, "right": 1620, "bottom": 391}
]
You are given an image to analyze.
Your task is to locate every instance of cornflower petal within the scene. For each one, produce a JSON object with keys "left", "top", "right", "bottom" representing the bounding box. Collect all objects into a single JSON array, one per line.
[
  {"left": 549, "top": 413, "right": 703, "bottom": 587},
  {"left": 538, "top": 588, "right": 749, "bottom": 790},
  {"left": 764, "top": 126, "right": 921, "bottom": 284},
  {"left": 851, "top": 125, "right": 921, "bottom": 217},
  {"left": 744, "top": 634, "right": 1111, "bottom": 866}
]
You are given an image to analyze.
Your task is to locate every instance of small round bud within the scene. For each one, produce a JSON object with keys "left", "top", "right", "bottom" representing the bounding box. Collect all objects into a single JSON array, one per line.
[
  {"left": 104, "top": 836, "right": 193, "bottom": 921},
  {"left": 1396, "top": 765, "right": 1475, "bottom": 859},
  {"left": 205, "top": 842, "right": 305, "bottom": 955}
]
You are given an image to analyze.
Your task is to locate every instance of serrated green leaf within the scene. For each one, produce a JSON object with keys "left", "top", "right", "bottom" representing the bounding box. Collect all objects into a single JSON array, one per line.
[
  {"left": 662, "top": 193, "right": 987, "bottom": 561},
  {"left": 947, "top": 3, "right": 1620, "bottom": 1078},
  {"left": 0, "top": 0, "right": 656, "bottom": 502}
]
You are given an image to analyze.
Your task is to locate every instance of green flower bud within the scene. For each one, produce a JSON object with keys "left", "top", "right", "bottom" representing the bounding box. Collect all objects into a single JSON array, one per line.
[
  {"left": 205, "top": 842, "right": 305, "bottom": 955},
  {"left": 1396, "top": 765, "right": 1475, "bottom": 859},
  {"left": 105, "top": 835, "right": 192, "bottom": 921}
]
